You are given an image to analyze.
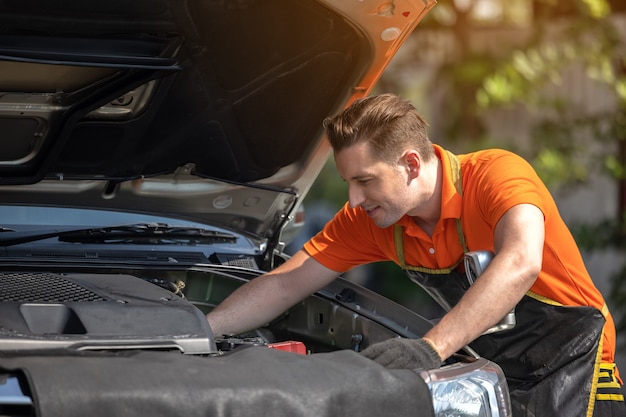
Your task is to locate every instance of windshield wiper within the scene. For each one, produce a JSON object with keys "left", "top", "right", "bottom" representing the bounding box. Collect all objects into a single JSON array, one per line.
[{"left": 0, "top": 223, "right": 237, "bottom": 246}]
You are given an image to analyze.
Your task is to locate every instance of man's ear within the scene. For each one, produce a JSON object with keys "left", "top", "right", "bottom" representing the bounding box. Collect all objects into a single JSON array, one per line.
[{"left": 402, "top": 150, "right": 421, "bottom": 179}]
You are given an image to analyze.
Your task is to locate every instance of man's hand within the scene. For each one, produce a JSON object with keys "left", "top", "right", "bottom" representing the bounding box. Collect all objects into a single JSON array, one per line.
[{"left": 359, "top": 338, "right": 442, "bottom": 370}]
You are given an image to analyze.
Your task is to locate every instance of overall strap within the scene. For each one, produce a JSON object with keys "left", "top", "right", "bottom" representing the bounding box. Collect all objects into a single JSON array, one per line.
[{"left": 446, "top": 150, "right": 468, "bottom": 254}]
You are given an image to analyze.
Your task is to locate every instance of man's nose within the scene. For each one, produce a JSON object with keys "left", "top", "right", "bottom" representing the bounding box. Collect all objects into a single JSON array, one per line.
[{"left": 348, "top": 185, "right": 365, "bottom": 209}]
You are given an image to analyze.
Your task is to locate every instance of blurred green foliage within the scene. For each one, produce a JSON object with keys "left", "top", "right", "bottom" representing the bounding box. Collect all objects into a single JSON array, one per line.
[{"left": 303, "top": 0, "right": 626, "bottom": 333}]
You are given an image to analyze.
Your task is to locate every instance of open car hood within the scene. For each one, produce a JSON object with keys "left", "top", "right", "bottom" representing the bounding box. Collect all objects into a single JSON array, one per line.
[{"left": 0, "top": 0, "right": 435, "bottom": 241}]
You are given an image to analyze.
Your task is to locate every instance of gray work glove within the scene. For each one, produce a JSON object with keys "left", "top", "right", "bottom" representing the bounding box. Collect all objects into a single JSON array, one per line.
[{"left": 359, "top": 338, "right": 442, "bottom": 370}]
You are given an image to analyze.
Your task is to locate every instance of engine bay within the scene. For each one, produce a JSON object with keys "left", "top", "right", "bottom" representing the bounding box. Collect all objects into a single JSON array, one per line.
[
  {"left": 0, "top": 266, "right": 409, "bottom": 357},
  {"left": 0, "top": 266, "right": 511, "bottom": 417}
]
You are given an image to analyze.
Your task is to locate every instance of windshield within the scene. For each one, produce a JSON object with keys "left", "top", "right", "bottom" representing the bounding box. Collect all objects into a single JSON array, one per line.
[
  {"left": 0, "top": 205, "right": 261, "bottom": 257},
  {"left": 0, "top": 206, "right": 210, "bottom": 228}
]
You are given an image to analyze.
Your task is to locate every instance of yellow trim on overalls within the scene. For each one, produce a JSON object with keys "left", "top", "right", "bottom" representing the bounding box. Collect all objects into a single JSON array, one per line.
[
  {"left": 527, "top": 291, "right": 610, "bottom": 319},
  {"left": 596, "top": 394, "right": 626, "bottom": 402},
  {"left": 598, "top": 364, "right": 623, "bottom": 389},
  {"left": 525, "top": 291, "right": 564, "bottom": 307},
  {"left": 588, "top": 330, "right": 604, "bottom": 417},
  {"left": 393, "top": 150, "right": 467, "bottom": 273},
  {"left": 596, "top": 363, "right": 625, "bottom": 402},
  {"left": 527, "top": 291, "right": 612, "bottom": 417}
]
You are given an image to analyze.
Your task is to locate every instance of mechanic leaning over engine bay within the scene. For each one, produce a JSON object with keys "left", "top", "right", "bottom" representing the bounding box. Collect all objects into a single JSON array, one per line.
[{"left": 207, "top": 93, "right": 626, "bottom": 417}]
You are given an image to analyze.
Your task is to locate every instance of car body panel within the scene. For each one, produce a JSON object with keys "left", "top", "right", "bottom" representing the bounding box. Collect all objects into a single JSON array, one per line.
[{"left": 0, "top": 0, "right": 435, "bottom": 244}]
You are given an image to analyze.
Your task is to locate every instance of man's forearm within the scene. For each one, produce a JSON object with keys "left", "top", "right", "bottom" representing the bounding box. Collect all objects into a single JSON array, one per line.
[
  {"left": 423, "top": 269, "right": 532, "bottom": 360},
  {"left": 424, "top": 203, "right": 545, "bottom": 360},
  {"left": 206, "top": 250, "right": 340, "bottom": 337},
  {"left": 206, "top": 274, "right": 294, "bottom": 336}
]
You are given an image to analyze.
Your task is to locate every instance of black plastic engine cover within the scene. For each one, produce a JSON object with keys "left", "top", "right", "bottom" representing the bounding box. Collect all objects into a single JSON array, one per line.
[{"left": 0, "top": 272, "right": 216, "bottom": 354}]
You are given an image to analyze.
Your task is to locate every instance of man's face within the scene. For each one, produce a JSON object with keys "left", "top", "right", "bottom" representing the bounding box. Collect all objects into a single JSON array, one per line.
[{"left": 334, "top": 141, "right": 416, "bottom": 228}]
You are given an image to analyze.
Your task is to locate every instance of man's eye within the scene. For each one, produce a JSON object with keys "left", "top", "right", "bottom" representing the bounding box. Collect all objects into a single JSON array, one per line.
[{"left": 358, "top": 178, "right": 372, "bottom": 185}]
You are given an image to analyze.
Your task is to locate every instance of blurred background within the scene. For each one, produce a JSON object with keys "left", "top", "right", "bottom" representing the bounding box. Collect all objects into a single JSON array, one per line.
[{"left": 287, "top": 0, "right": 626, "bottom": 373}]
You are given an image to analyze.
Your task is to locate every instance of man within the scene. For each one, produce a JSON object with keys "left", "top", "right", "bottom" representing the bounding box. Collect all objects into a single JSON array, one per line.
[{"left": 207, "top": 93, "right": 625, "bottom": 416}]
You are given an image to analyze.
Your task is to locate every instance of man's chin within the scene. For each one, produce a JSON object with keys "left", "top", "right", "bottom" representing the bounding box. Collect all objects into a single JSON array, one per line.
[
  {"left": 367, "top": 207, "right": 400, "bottom": 228},
  {"left": 376, "top": 214, "right": 406, "bottom": 228},
  {"left": 372, "top": 216, "right": 395, "bottom": 229}
]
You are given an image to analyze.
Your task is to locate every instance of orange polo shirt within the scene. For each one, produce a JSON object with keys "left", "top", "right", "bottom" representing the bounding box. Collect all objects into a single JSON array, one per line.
[{"left": 304, "top": 145, "right": 617, "bottom": 369}]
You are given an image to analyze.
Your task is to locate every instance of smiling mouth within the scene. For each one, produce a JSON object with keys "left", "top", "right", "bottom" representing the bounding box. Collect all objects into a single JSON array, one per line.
[{"left": 364, "top": 206, "right": 380, "bottom": 216}]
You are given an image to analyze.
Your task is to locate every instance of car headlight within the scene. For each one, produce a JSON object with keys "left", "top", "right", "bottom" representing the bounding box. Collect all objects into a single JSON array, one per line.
[{"left": 419, "top": 358, "right": 512, "bottom": 417}]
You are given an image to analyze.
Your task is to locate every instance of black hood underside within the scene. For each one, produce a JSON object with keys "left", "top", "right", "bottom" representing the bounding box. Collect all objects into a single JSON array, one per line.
[{"left": 0, "top": 0, "right": 367, "bottom": 185}]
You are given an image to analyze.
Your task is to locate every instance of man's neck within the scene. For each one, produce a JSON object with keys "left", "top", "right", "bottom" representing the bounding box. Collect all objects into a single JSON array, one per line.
[{"left": 410, "top": 159, "right": 443, "bottom": 237}]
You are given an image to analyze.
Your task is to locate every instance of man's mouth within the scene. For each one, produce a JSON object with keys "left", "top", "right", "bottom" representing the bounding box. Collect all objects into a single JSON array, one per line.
[{"left": 364, "top": 206, "right": 380, "bottom": 217}]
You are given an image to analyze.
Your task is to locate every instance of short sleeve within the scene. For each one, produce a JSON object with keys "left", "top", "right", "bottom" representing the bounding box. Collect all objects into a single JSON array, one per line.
[
  {"left": 463, "top": 150, "right": 550, "bottom": 228},
  {"left": 303, "top": 203, "right": 394, "bottom": 272}
]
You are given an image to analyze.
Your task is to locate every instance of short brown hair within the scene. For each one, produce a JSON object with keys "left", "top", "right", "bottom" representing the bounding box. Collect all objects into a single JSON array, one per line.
[{"left": 323, "top": 93, "right": 434, "bottom": 164}]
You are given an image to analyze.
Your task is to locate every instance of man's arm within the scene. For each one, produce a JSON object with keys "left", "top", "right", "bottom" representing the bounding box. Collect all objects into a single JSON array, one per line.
[
  {"left": 423, "top": 203, "right": 545, "bottom": 360},
  {"left": 206, "top": 249, "right": 340, "bottom": 337}
]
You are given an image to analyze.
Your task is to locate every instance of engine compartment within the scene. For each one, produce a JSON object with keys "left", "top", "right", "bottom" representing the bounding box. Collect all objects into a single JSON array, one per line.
[
  {"left": 0, "top": 265, "right": 421, "bottom": 357},
  {"left": 0, "top": 266, "right": 512, "bottom": 417}
]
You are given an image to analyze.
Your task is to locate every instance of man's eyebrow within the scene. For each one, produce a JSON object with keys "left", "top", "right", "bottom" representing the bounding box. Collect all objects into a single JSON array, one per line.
[{"left": 349, "top": 174, "right": 373, "bottom": 181}]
